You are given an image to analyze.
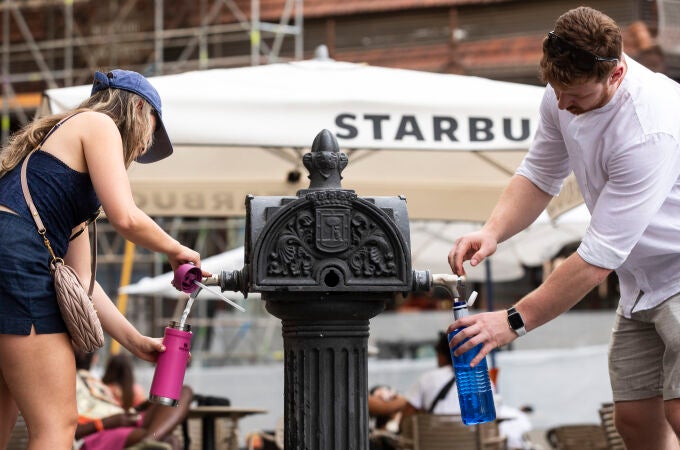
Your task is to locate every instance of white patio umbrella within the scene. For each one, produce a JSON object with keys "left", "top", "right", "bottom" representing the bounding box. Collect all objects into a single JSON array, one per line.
[
  {"left": 410, "top": 203, "right": 590, "bottom": 283},
  {"left": 119, "top": 247, "right": 252, "bottom": 302},
  {"left": 43, "top": 58, "right": 544, "bottom": 222}
]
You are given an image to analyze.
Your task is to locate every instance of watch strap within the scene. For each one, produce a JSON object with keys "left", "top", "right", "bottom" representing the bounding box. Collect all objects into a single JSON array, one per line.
[{"left": 507, "top": 306, "right": 527, "bottom": 337}]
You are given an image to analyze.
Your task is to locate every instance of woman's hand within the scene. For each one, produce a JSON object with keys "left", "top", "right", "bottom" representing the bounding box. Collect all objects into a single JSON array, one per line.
[
  {"left": 126, "top": 335, "right": 166, "bottom": 364},
  {"left": 167, "top": 244, "right": 210, "bottom": 276},
  {"left": 125, "top": 334, "right": 192, "bottom": 364}
]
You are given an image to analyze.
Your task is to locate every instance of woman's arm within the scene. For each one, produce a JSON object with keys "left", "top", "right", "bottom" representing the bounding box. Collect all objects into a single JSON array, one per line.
[
  {"left": 78, "top": 111, "right": 201, "bottom": 271},
  {"left": 64, "top": 231, "right": 165, "bottom": 363}
]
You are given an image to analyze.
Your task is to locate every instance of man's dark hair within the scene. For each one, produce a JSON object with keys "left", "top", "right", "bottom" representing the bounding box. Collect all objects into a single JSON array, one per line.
[
  {"left": 540, "top": 6, "right": 622, "bottom": 86},
  {"left": 435, "top": 331, "right": 450, "bottom": 357}
]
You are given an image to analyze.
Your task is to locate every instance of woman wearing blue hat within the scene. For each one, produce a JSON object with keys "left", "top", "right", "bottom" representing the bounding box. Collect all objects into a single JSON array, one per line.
[{"left": 0, "top": 70, "right": 205, "bottom": 449}]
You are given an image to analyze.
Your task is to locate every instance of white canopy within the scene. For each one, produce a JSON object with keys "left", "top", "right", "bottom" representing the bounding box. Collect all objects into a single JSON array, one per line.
[
  {"left": 411, "top": 205, "right": 589, "bottom": 282},
  {"left": 44, "top": 59, "right": 545, "bottom": 221},
  {"left": 119, "top": 246, "right": 252, "bottom": 301}
]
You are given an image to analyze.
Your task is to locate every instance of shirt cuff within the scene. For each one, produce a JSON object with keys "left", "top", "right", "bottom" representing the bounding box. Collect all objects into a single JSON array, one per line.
[
  {"left": 577, "top": 233, "right": 627, "bottom": 270},
  {"left": 515, "top": 165, "right": 563, "bottom": 197}
]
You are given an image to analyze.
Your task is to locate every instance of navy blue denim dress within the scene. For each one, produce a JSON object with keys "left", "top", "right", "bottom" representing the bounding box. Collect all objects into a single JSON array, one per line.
[{"left": 0, "top": 150, "right": 99, "bottom": 335}]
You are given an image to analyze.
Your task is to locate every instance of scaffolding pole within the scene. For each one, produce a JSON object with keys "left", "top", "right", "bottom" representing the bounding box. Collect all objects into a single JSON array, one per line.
[{"left": 1, "top": 0, "right": 304, "bottom": 141}]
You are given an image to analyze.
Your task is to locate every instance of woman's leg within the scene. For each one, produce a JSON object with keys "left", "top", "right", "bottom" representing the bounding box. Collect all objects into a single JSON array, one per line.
[
  {"left": 0, "top": 328, "right": 78, "bottom": 450},
  {"left": 0, "top": 368, "right": 19, "bottom": 449}
]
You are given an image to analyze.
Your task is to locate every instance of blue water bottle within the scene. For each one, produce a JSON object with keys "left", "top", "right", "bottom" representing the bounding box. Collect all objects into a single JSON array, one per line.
[{"left": 448, "top": 292, "right": 496, "bottom": 425}]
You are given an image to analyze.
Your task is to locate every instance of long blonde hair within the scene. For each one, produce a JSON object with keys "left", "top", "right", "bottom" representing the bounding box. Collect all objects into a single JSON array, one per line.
[{"left": 0, "top": 88, "right": 154, "bottom": 177}]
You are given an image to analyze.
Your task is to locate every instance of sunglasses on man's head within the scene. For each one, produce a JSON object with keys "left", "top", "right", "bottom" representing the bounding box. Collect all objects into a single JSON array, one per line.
[{"left": 546, "top": 31, "right": 619, "bottom": 71}]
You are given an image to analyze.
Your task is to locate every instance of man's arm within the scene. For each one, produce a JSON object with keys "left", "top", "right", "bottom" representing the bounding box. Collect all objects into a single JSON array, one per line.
[
  {"left": 515, "top": 251, "right": 612, "bottom": 331},
  {"left": 449, "top": 174, "right": 552, "bottom": 275},
  {"left": 448, "top": 251, "right": 612, "bottom": 367},
  {"left": 484, "top": 174, "right": 554, "bottom": 243}
]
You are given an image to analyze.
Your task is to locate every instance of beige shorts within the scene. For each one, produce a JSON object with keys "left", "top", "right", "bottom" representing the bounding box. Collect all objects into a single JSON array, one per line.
[{"left": 609, "top": 292, "right": 680, "bottom": 402}]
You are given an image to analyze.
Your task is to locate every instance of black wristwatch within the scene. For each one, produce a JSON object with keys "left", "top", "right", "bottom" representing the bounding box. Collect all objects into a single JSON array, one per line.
[{"left": 507, "top": 306, "right": 527, "bottom": 337}]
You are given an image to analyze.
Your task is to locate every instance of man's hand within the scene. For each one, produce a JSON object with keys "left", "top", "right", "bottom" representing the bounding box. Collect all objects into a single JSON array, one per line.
[
  {"left": 448, "top": 230, "right": 498, "bottom": 276},
  {"left": 446, "top": 310, "right": 517, "bottom": 367}
]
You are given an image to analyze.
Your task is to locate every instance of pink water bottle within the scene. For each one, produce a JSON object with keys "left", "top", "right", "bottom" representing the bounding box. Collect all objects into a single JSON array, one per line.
[{"left": 149, "top": 321, "right": 192, "bottom": 406}]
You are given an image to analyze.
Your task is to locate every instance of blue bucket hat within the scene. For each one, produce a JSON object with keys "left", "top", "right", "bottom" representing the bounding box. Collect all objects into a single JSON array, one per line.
[{"left": 91, "top": 69, "right": 173, "bottom": 164}]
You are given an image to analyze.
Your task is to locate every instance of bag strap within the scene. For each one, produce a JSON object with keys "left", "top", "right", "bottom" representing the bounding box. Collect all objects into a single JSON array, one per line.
[
  {"left": 19, "top": 130, "right": 98, "bottom": 297},
  {"left": 37, "top": 111, "right": 85, "bottom": 148},
  {"left": 427, "top": 375, "right": 456, "bottom": 413}
]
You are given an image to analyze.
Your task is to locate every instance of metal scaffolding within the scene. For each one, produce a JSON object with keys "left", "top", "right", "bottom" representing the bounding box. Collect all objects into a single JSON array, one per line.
[
  {"left": 1, "top": 1, "right": 304, "bottom": 362},
  {"left": 1, "top": 0, "right": 304, "bottom": 142}
]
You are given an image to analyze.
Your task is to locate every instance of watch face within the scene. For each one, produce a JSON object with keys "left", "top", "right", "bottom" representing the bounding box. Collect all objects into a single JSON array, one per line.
[{"left": 508, "top": 311, "right": 524, "bottom": 329}]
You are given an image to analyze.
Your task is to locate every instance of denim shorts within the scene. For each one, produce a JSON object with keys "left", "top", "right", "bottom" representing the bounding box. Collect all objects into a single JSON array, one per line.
[
  {"left": 0, "top": 211, "right": 67, "bottom": 335},
  {"left": 609, "top": 291, "right": 680, "bottom": 401}
]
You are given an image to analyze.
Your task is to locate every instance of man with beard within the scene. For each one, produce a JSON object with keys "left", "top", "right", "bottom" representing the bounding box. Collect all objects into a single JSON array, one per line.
[{"left": 447, "top": 6, "right": 680, "bottom": 450}]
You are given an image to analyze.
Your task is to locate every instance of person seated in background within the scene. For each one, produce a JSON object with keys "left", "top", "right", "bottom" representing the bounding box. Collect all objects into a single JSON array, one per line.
[
  {"left": 102, "top": 353, "right": 150, "bottom": 411},
  {"left": 366, "top": 332, "right": 460, "bottom": 450},
  {"left": 400, "top": 331, "right": 460, "bottom": 423},
  {"left": 497, "top": 404, "right": 534, "bottom": 450},
  {"left": 368, "top": 385, "right": 407, "bottom": 433},
  {"left": 400, "top": 331, "right": 533, "bottom": 449},
  {"left": 368, "top": 386, "right": 408, "bottom": 450},
  {"left": 74, "top": 350, "right": 193, "bottom": 450}
]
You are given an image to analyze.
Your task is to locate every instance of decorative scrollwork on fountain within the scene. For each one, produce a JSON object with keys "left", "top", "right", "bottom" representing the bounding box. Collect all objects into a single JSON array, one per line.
[
  {"left": 265, "top": 207, "right": 397, "bottom": 280},
  {"left": 349, "top": 213, "right": 396, "bottom": 277}
]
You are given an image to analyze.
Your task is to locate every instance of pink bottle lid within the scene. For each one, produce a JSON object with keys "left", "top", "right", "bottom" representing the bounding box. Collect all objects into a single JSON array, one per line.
[{"left": 172, "top": 263, "right": 202, "bottom": 293}]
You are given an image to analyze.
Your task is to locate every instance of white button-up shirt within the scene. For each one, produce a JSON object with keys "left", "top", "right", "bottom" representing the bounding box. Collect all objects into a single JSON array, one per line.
[{"left": 517, "top": 56, "right": 680, "bottom": 318}]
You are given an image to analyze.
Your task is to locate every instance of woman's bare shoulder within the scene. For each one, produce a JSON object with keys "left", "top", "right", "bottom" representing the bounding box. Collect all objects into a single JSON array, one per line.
[
  {"left": 40, "top": 111, "right": 118, "bottom": 171},
  {"left": 73, "top": 110, "right": 116, "bottom": 129},
  {"left": 52, "top": 110, "right": 118, "bottom": 142},
  {"left": 76, "top": 111, "right": 122, "bottom": 146}
]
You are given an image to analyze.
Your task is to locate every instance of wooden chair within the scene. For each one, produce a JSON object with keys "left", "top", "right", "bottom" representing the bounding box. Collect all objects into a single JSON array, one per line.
[
  {"left": 478, "top": 420, "right": 508, "bottom": 450},
  {"left": 522, "top": 429, "right": 551, "bottom": 450},
  {"left": 546, "top": 424, "right": 608, "bottom": 450},
  {"left": 125, "top": 441, "right": 173, "bottom": 450},
  {"left": 7, "top": 413, "right": 29, "bottom": 450},
  {"left": 598, "top": 403, "right": 625, "bottom": 450},
  {"left": 403, "top": 414, "right": 507, "bottom": 450}
]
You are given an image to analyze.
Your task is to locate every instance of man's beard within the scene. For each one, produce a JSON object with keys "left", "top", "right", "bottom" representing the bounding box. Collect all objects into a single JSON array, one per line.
[{"left": 567, "top": 87, "right": 610, "bottom": 115}]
